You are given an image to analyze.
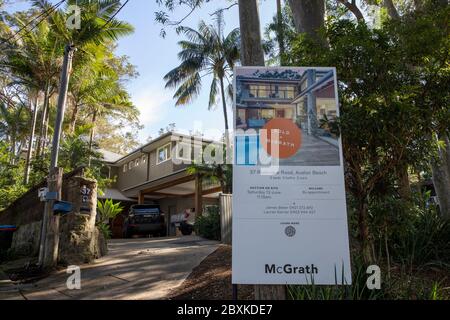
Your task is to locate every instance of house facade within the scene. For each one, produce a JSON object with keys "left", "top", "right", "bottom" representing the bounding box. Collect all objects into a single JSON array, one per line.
[{"left": 99, "top": 132, "right": 223, "bottom": 237}]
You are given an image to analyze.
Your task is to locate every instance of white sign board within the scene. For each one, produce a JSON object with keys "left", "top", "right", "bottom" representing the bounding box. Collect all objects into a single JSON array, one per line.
[{"left": 232, "top": 67, "right": 352, "bottom": 285}]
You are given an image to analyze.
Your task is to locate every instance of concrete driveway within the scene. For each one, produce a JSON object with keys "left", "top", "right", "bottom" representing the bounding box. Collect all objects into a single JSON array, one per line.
[{"left": 0, "top": 236, "right": 219, "bottom": 300}]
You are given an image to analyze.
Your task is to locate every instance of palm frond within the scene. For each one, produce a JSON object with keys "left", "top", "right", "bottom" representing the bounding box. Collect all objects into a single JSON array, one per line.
[{"left": 173, "top": 72, "right": 202, "bottom": 106}]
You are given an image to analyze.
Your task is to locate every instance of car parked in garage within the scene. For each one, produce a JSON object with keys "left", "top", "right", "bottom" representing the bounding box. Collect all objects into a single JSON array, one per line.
[{"left": 123, "top": 205, "right": 166, "bottom": 238}]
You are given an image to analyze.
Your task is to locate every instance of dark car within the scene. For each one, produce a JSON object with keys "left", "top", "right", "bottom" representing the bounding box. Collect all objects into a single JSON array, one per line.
[{"left": 123, "top": 205, "right": 166, "bottom": 238}]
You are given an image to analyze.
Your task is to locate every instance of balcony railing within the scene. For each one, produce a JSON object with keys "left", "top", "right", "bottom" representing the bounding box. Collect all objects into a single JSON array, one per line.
[{"left": 241, "top": 89, "right": 296, "bottom": 100}]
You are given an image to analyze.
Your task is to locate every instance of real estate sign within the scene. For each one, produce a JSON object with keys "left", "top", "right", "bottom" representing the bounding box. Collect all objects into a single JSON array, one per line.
[{"left": 232, "top": 67, "right": 352, "bottom": 285}]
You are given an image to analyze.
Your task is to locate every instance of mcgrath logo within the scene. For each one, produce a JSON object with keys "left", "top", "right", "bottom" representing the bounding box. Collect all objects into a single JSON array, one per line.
[{"left": 285, "top": 226, "right": 296, "bottom": 237}]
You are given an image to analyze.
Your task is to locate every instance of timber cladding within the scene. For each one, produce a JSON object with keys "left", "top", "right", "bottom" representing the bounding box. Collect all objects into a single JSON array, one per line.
[{"left": 0, "top": 167, "right": 86, "bottom": 226}]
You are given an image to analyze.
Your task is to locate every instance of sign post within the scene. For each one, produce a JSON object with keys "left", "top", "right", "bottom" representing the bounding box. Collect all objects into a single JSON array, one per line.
[{"left": 232, "top": 67, "right": 352, "bottom": 286}]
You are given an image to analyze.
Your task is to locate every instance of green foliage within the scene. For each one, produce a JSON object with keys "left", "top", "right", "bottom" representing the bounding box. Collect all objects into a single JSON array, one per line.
[
  {"left": 187, "top": 145, "right": 233, "bottom": 194},
  {"left": 0, "top": 1, "right": 137, "bottom": 210},
  {"left": 0, "top": 142, "right": 27, "bottom": 210},
  {"left": 263, "top": 2, "right": 297, "bottom": 65},
  {"left": 389, "top": 203, "right": 450, "bottom": 268},
  {"left": 289, "top": 252, "right": 450, "bottom": 300},
  {"left": 289, "top": 261, "right": 384, "bottom": 300},
  {"left": 97, "top": 199, "right": 124, "bottom": 239},
  {"left": 59, "top": 125, "right": 102, "bottom": 169},
  {"left": 164, "top": 11, "right": 239, "bottom": 136},
  {"left": 288, "top": 4, "right": 449, "bottom": 262},
  {"left": 195, "top": 206, "right": 221, "bottom": 241},
  {"left": 96, "top": 223, "right": 112, "bottom": 241}
]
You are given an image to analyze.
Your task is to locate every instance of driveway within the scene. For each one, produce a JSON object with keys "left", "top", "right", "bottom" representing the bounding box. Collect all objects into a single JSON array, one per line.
[{"left": 0, "top": 236, "right": 219, "bottom": 300}]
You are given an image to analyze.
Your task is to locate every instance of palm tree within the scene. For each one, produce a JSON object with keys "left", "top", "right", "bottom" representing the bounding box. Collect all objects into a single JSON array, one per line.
[
  {"left": 0, "top": 99, "right": 29, "bottom": 165},
  {"left": 31, "top": 0, "right": 134, "bottom": 269},
  {"left": 1, "top": 15, "right": 62, "bottom": 183},
  {"left": 164, "top": 12, "right": 239, "bottom": 146},
  {"left": 33, "top": 0, "right": 134, "bottom": 168},
  {"left": 85, "top": 76, "right": 137, "bottom": 166}
]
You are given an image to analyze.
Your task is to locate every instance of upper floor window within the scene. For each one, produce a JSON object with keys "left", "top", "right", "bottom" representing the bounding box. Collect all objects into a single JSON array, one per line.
[
  {"left": 128, "top": 161, "right": 133, "bottom": 170},
  {"left": 123, "top": 165, "right": 127, "bottom": 173},
  {"left": 135, "top": 158, "right": 140, "bottom": 167},
  {"left": 142, "top": 155, "right": 147, "bottom": 163},
  {"left": 157, "top": 143, "right": 172, "bottom": 164}
]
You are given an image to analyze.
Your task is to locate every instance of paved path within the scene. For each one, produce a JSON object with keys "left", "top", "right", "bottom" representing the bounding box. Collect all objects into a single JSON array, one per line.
[{"left": 0, "top": 236, "right": 219, "bottom": 300}]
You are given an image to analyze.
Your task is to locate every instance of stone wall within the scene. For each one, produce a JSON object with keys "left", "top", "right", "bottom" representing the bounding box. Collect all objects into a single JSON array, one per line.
[
  {"left": 0, "top": 167, "right": 107, "bottom": 264},
  {"left": 0, "top": 168, "right": 85, "bottom": 225},
  {"left": 10, "top": 221, "right": 41, "bottom": 257},
  {"left": 58, "top": 176, "right": 107, "bottom": 265}
]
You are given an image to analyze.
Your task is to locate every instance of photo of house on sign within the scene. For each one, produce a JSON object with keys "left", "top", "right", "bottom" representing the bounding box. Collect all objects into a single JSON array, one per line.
[{"left": 235, "top": 67, "right": 341, "bottom": 167}]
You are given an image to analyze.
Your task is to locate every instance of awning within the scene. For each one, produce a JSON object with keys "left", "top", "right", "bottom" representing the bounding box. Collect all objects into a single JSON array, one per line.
[{"left": 99, "top": 188, "right": 135, "bottom": 202}]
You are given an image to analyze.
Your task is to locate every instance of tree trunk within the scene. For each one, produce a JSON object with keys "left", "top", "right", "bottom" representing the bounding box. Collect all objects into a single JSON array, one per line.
[
  {"left": 255, "top": 285, "right": 287, "bottom": 300},
  {"left": 239, "top": 0, "right": 284, "bottom": 299},
  {"left": 69, "top": 102, "right": 79, "bottom": 134},
  {"left": 43, "top": 106, "right": 50, "bottom": 151},
  {"left": 397, "top": 163, "right": 411, "bottom": 201},
  {"left": 50, "top": 44, "right": 75, "bottom": 169},
  {"left": 88, "top": 110, "right": 97, "bottom": 167},
  {"left": 10, "top": 134, "right": 16, "bottom": 165},
  {"left": 238, "top": 0, "right": 265, "bottom": 66},
  {"left": 36, "top": 84, "right": 50, "bottom": 157},
  {"left": 383, "top": 0, "right": 400, "bottom": 19},
  {"left": 432, "top": 133, "right": 450, "bottom": 219},
  {"left": 219, "top": 76, "right": 231, "bottom": 155},
  {"left": 24, "top": 94, "right": 39, "bottom": 185},
  {"left": 414, "top": 0, "right": 423, "bottom": 11},
  {"left": 357, "top": 195, "right": 373, "bottom": 264},
  {"left": 336, "top": 0, "right": 365, "bottom": 22},
  {"left": 276, "top": 0, "right": 286, "bottom": 65},
  {"left": 288, "top": 0, "right": 327, "bottom": 40}
]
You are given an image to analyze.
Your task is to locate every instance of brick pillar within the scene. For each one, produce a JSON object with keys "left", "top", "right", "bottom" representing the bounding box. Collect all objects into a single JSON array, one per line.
[{"left": 58, "top": 175, "right": 101, "bottom": 265}]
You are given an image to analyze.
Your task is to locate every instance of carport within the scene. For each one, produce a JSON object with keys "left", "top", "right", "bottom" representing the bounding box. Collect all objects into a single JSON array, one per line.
[{"left": 122, "top": 171, "right": 222, "bottom": 236}]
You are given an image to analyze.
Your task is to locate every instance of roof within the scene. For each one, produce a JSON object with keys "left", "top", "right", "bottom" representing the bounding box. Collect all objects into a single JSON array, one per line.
[
  {"left": 99, "top": 188, "right": 135, "bottom": 202},
  {"left": 105, "top": 132, "right": 220, "bottom": 166},
  {"left": 98, "top": 149, "right": 124, "bottom": 163}
]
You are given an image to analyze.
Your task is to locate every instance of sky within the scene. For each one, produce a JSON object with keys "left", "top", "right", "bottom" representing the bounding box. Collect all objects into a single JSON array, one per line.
[{"left": 6, "top": 0, "right": 278, "bottom": 143}]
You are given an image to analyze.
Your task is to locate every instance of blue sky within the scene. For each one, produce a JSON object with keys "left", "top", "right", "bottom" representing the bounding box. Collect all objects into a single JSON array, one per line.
[
  {"left": 7, "top": 0, "right": 277, "bottom": 143},
  {"left": 114, "top": 0, "right": 277, "bottom": 142}
]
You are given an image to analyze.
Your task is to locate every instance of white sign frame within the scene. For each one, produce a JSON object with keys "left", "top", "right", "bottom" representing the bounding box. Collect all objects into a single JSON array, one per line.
[{"left": 232, "top": 66, "right": 352, "bottom": 285}]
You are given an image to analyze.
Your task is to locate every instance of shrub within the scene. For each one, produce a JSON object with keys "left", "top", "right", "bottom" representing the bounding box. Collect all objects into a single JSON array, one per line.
[
  {"left": 368, "top": 191, "right": 450, "bottom": 268},
  {"left": 288, "top": 258, "right": 385, "bottom": 300},
  {"left": 97, "top": 199, "right": 123, "bottom": 239},
  {"left": 195, "top": 206, "right": 221, "bottom": 241}
]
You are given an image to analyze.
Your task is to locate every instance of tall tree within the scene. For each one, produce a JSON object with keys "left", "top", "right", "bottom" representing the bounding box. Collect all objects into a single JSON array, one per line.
[
  {"left": 164, "top": 12, "right": 240, "bottom": 146},
  {"left": 288, "top": 0, "right": 327, "bottom": 39},
  {"left": 33, "top": 0, "right": 134, "bottom": 269},
  {"left": 382, "top": 0, "right": 400, "bottom": 19},
  {"left": 336, "top": 0, "right": 365, "bottom": 22},
  {"left": 237, "top": 0, "right": 287, "bottom": 301},
  {"left": 238, "top": 0, "right": 265, "bottom": 65},
  {"left": 276, "top": 0, "right": 285, "bottom": 64}
]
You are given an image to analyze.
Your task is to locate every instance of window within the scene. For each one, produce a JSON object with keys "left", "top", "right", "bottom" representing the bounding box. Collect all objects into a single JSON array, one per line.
[
  {"left": 136, "top": 158, "right": 140, "bottom": 167},
  {"left": 142, "top": 155, "right": 147, "bottom": 163},
  {"left": 157, "top": 143, "right": 172, "bottom": 164},
  {"left": 128, "top": 161, "right": 133, "bottom": 170},
  {"left": 123, "top": 165, "right": 127, "bottom": 173}
]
